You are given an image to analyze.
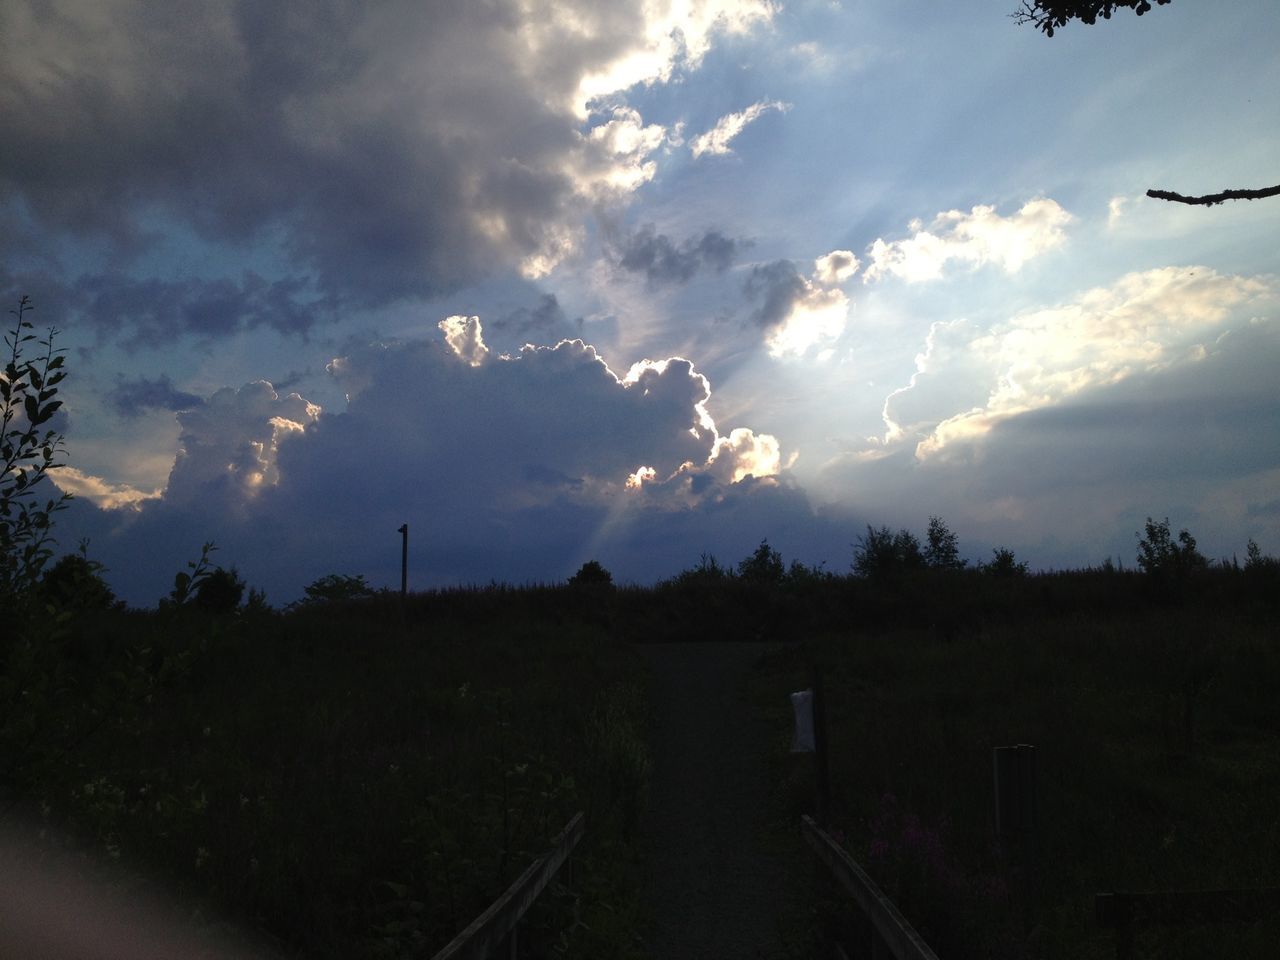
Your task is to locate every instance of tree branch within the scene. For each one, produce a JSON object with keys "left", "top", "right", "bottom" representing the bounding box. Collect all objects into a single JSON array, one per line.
[{"left": 1146, "top": 184, "right": 1280, "bottom": 206}]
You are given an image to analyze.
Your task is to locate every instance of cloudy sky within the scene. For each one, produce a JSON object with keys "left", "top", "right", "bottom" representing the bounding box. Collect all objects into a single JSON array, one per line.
[{"left": 4, "top": 0, "right": 1278, "bottom": 604}]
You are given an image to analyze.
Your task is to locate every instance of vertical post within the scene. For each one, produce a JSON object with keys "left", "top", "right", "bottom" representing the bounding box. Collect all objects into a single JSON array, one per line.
[
  {"left": 398, "top": 523, "right": 408, "bottom": 598},
  {"left": 994, "top": 744, "right": 1039, "bottom": 928},
  {"left": 812, "top": 663, "right": 831, "bottom": 829},
  {"left": 993, "top": 744, "right": 1038, "bottom": 860}
]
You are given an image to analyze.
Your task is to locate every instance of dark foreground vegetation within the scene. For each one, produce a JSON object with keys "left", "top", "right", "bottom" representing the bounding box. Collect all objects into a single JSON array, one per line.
[
  {"left": 6, "top": 538, "right": 1279, "bottom": 958},
  {"left": 742, "top": 560, "right": 1280, "bottom": 959},
  {"left": 0, "top": 595, "right": 650, "bottom": 958}
]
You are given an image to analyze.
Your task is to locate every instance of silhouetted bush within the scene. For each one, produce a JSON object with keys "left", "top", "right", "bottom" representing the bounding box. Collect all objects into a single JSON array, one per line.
[
  {"left": 300, "top": 572, "right": 375, "bottom": 604},
  {"left": 984, "top": 547, "right": 1028, "bottom": 578},
  {"left": 193, "top": 566, "right": 245, "bottom": 613},
  {"left": 38, "top": 547, "right": 118, "bottom": 611},
  {"left": 569, "top": 559, "right": 614, "bottom": 588}
]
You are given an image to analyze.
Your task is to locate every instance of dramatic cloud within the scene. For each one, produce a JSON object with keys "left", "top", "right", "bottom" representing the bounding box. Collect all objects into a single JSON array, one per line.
[
  {"left": 690, "top": 99, "right": 791, "bottom": 158},
  {"left": 743, "top": 252, "right": 853, "bottom": 358},
  {"left": 864, "top": 199, "right": 1074, "bottom": 283},
  {"left": 0, "top": 0, "right": 776, "bottom": 307},
  {"left": 50, "top": 467, "right": 160, "bottom": 511},
  {"left": 877, "top": 267, "right": 1273, "bottom": 458},
  {"left": 58, "top": 319, "right": 806, "bottom": 601},
  {"left": 813, "top": 250, "right": 860, "bottom": 285},
  {"left": 615, "top": 225, "right": 743, "bottom": 286},
  {"left": 111, "top": 375, "right": 204, "bottom": 418},
  {"left": 163, "top": 381, "right": 321, "bottom": 514}
]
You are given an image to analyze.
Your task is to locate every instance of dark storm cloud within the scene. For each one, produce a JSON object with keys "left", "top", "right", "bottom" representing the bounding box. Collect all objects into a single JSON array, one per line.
[
  {"left": 111, "top": 375, "right": 204, "bottom": 418},
  {"left": 1, "top": 267, "right": 332, "bottom": 342},
  {"left": 50, "top": 324, "right": 820, "bottom": 603},
  {"left": 79, "top": 273, "right": 332, "bottom": 342},
  {"left": 615, "top": 225, "right": 744, "bottom": 286},
  {"left": 0, "top": 0, "right": 674, "bottom": 308},
  {"left": 743, "top": 259, "right": 808, "bottom": 328}
]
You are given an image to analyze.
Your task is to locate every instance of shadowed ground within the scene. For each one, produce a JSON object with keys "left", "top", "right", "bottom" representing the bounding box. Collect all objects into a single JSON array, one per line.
[{"left": 633, "top": 641, "right": 814, "bottom": 959}]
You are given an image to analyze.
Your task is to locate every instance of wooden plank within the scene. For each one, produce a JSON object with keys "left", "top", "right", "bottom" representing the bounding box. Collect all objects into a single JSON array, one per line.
[
  {"left": 802, "top": 815, "right": 941, "bottom": 960},
  {"left": 432, "top": 811, "right": 585, "bottom": 960}
]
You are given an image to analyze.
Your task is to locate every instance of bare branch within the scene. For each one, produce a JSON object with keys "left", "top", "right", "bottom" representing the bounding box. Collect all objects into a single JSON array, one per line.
[{"left": 1146, "top": 184, "right": 1280, "bottom": 206}]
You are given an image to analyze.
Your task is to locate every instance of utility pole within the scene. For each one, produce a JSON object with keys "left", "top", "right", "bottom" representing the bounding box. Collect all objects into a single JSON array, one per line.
[{"left": 397, "top": 524, "right": 408, "bottom": 598}]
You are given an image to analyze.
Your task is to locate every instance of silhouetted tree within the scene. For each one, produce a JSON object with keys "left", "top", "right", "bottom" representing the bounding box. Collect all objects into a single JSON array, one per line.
[
  {"left": 737, "top": 539, "right": 784, "bottom": 585},
  {"left": 924, "top": 516, "right": 966, "bottom": 569},
  {"left": 1136, "top": 517, "right": 1207, "bottom": 581},
  {"left": 1014, "top": 0, "right": 1279, "bottom": 205},
  {"left": 853, "top": 525, "right": 924, "bottom": 579},
  {"left": 1245, "top": 539, "right": 1275, "bottom": 571},
  {"left": 1013, "top": 0, "right": 1171, "bottom": 36}
]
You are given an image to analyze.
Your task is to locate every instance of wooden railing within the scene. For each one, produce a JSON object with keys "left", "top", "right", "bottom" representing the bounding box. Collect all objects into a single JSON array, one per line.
[
  {"left": 802, "top": 814, "right": 941, "bottom": 960},
  {"left": 1096, "top": 887, "right": 1280, "bottom": 960},
  {"left": 431, "top": 811, "right": 585, "bottom": 960}
]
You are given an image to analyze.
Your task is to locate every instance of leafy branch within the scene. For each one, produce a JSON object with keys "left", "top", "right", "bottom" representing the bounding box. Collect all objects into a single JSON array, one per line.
[{"left": 1, "top": 296, "right": 71, "bottom": 599}]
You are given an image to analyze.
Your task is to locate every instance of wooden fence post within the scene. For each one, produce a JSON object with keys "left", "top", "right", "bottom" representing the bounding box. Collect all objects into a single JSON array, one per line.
[
  {"left": 993, "top": 744, "right": 1038, "bottom": 861},
  {"left": 812, "top": 665, "right": 831, "bottom": 829}
]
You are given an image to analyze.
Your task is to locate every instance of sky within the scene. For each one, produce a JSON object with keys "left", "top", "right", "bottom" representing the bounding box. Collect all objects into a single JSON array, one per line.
[{"left": 3, "top": 0, "right": 1278, "bottom": 606}]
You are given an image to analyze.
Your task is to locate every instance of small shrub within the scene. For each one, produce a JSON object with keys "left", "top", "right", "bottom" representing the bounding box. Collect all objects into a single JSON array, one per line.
[
  {"left": 568, "top": 560, "right": 613, "bottom": 588},
  {"left": 985, "top": 547, "right": 1028, "bottom": 578}
]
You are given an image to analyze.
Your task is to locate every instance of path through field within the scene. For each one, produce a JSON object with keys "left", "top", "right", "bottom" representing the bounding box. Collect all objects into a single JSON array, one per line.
[{"left": 633, "top": 641, "right": 814, "bottom": 959}]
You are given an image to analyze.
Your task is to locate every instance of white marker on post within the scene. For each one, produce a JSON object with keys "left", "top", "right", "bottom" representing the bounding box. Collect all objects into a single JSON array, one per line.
[{"left": 790, "top": 689, "right": 815, "bottom": 753}]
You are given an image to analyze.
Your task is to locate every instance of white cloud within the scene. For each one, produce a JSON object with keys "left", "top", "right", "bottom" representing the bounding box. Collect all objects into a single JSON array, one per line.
[
  {"left": 876, "top": 267, "right": 1273, "bottom": 459},
  {"left": 439, "top": 315, "right": 489, "bottom": 367},
  {"left": 765, "top": 285, "right": 849, "bottom": 358},
  {"left": 50, "top": 467, "right": 161, "bottom": 511},
  {"left": 746, "top": 254, "right": 855, "bottom": 358},
  {"left": 573, "top": 0, "right": 778, "bottom": 116},
  {"left": 163, "top": 381, "right": 321, "bottom": 512},
  {"left": 1107, "top": 195, "right": 1130, "bottom": 229},
  {"left": 690, "top": 99, "right": 791, "bottom": 158},
  {"left": 814, "top": 249, "right": 860, "bottom": 285},
  {"left": 864, "top": 199, "right": 1074, "bottom": 283},
  {"left": 706, "top": 427, "right": 783, "bottom": 482}
]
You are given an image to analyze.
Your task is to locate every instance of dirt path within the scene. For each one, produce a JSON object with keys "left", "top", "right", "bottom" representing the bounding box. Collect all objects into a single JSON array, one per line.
[{"left": 633, "top": 641, "right": 813, "bottom": 959}]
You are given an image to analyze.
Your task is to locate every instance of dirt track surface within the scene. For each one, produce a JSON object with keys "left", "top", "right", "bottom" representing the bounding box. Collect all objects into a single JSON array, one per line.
[{"left": 633, "top": 641, "right": 812, "bottom": 959}]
